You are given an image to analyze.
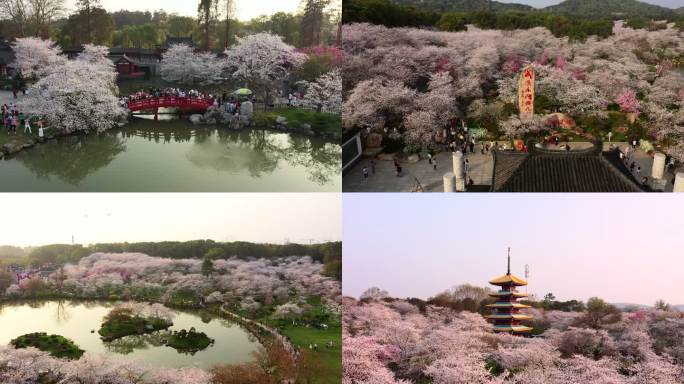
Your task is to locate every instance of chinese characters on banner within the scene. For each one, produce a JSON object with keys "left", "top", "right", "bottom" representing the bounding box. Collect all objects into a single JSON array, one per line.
[{"left": 518, "top": 66, "right": 535, "bottom": 121}]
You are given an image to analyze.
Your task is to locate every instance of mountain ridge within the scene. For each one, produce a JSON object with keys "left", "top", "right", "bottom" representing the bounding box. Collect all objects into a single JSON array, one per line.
[{"left": 391, "top": 0, "right": 679, "bottom": 19}]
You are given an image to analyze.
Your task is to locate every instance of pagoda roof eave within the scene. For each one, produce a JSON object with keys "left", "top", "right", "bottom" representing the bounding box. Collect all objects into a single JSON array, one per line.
[
  {"left": 489, "top": 291, "right": 528, "bottom": 298},
  {"left": 486, "top": 314, "right": 532, "bottom": 320},
  {"left": 493, "top": 325, "right": 534, "bottom": 333},
  {"left": 486, "top": 302, "right": 531, "bottom": 308},
  {"left": 489, "top": 273, "right": 528, "bottom": 286}
]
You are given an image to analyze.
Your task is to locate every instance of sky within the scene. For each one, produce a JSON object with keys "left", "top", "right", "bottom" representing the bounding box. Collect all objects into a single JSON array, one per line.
[
  {"left": 63, "top": 0, "right": 341, "bottom": 20},
  {"left": 0, "top": 193, "right": 341, "bottom": 247},
  {"left": 498, "top": 0, "right": 682, "bottom": 9},
  {"left": 343, "top": 194, "right": 684, "bottom": 306}
]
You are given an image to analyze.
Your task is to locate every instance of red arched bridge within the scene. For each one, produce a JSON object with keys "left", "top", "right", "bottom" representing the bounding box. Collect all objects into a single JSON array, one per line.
[{"left": 127, "top": 97, "right": 214, "bottom": 119}]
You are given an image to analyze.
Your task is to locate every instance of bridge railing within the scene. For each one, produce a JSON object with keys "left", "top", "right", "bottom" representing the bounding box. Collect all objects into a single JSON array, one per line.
[{"left": 127, "top": 97, "right": 214, "bottom": 111}]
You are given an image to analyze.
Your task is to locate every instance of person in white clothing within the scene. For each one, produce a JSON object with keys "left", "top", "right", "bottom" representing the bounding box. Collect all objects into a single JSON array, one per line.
[{"left": 23, "top": 119, "right": 31, "bottom": 134}]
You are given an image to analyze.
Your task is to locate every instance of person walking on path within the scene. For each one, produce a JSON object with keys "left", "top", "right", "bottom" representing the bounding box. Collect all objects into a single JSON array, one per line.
[
  {"left": 370, "top": 159, "right": 376, "bottom": 174},
  {"left": 362, "top": 166, "right": 369, "bottom": 180},
  {"left": 427, "top": 152, "right": 433, "bottom": 165},
  {"left": 23, "top": 118, "right": 31, "bottom": 134},
  {"left": 433, "top": 158, "right": 438, "bottom": 171}
]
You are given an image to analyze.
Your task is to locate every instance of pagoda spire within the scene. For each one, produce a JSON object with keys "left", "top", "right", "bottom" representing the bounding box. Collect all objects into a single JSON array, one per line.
[
  {"left": 507, "top": 247, "right": 510, "bottom": 275},
  {"left": 486, "top": 247, "right": 532, "bottom": 334}
]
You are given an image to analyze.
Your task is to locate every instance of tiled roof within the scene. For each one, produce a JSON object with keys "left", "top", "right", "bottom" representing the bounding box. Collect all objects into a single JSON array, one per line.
[{"left": 491, "top": 143, "right": 644, "bottom": 192}]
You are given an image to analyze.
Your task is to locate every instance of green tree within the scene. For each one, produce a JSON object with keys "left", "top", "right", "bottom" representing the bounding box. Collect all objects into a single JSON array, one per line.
[
  {"left": 582, "top": 297, "right": 621, "bottom": 328},
  {"left": 76, "top": 0, "right": 100, "bottom": 43},
  {"left": 23, "top": 276, "right": 46, "bottom": 297},
  {"left": 59, "top": 7, "right": 114, "bottom": 46},
  {"left": 167, "top": 15, "right": 197, "bottom": 38},
  {"left": 655, "top": 299, "right": 671, "bottom": 311},
  {"left": 222, "top": 0, "right": 236, "bottom": 48},
  {"left": 0, "top": 270, "right": 14, "bottom": 292},
  {"left": 301, "top": 0, "right": 330, "bottom": 46},
  {"left": 205, "top": 247, "right": 226, "bottom": 260},
  {"left": 201, "top": 256, "right": 214, "bottom": 276},
  {"left": 197, "top": 0, "right": 218, "bottom": 50},
  {"left": 437, "top": 13, "right": 468, "bottom": 32}
]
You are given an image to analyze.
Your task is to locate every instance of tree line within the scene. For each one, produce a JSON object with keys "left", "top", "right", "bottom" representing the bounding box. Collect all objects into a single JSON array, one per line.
[
  {"left": 0, "top": 240, "right": 342, "bottom": 280},
  {"left": 0, "top": 0, "right": 341, "bottom": 49},
  {"left": 343, "top": 0, "right": 684, "bottom": 40}
]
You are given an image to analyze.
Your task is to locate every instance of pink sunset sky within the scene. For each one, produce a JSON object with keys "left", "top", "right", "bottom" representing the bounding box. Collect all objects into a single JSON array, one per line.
[{"left": 343, "top": 194, "right": 684, "bottom": 306}]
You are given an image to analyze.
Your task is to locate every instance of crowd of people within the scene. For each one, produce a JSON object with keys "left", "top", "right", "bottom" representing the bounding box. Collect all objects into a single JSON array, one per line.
[
  {"left": 123, "top": 87, "right": 218, "bottom": 103},
  {"left": 122, "top": 88, "right": 255, "bottom": 115},
  {"left": 2, "top": 103, "right": 45, "bottom": 138}
]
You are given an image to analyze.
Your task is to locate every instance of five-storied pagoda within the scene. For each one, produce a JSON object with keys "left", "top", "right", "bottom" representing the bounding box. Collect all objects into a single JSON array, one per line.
[{"left": 486, "top": 248, "right": 532, "bottom": 334}]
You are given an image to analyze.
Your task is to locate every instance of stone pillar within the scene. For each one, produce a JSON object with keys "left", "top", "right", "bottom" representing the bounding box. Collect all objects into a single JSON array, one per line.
[
  {"left": 652, "top": 152, "right": 666, "bottom": 179},
  {"left": 674, "top": 173, "right": 684, "bottom": 192},
  {"left": 452, "top": 151, "right": 465, "bottom": 191},
  {"left": 443, "top": 173, "right": 455, "bottom": 192}
]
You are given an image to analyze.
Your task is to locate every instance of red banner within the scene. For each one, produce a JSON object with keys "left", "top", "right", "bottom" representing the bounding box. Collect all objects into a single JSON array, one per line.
[{"left": 518, "top": 66, "right": 535, "bottom": 121}]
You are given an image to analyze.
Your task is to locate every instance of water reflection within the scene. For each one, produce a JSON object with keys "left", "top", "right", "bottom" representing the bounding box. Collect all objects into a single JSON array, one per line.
[
  {"left": 105, "top": 333, "right": 167, "bottom": 355},
  {"left": 15, "top": 134, "right": 126, "bottom": 185},
  {"left": 0, "top": 301, "right": 259, "bottom": 369},
  {"left": 2, "top": 118, "right": 340, "bottom": 190}
]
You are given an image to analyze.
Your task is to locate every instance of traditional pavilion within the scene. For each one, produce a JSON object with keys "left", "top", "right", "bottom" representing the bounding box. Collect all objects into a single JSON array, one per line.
[{"left": 486, "top": 248, "right": 532, "bottom": 334}]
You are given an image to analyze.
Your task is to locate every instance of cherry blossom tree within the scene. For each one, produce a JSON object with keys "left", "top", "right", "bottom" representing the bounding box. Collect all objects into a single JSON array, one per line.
[
  {"left": 300, "top": 69, "right": 342, "bottom": 113},
  {"left": 18, "top": 43, "right": 126, "bottom": 134},
  {"left": 343, "top": 291, "right": 684, "bottom": 384},
  {"left": 615, "top": 88, "right": 641, "bottom": 116},
  {"left": 11, "top": 37, "right": 66, "bottom": 78},
  {"left": 223, "top": 33, "right": 306, "bottom": 103},
  {"left": 160, "top": 43, "right": 224, "bottom": 86}
]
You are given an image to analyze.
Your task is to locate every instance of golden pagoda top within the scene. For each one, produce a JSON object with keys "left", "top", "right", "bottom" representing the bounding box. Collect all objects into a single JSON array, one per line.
[
  {"left": 489, "top": 247, "right": 528, "bottom": 286},
  {"left": 489, "top": 274, "right": 528, "bottom": 286}
]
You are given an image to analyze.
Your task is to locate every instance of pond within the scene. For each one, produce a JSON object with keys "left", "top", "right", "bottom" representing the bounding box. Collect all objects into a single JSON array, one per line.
[
  {"left": 0, "top": 300, "right": 261, "bottom": 369},
  {"left": 0, "top": 117, "right": 341, "bottom": 192}
]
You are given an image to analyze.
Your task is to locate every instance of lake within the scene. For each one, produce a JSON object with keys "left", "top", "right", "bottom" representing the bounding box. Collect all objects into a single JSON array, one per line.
[
  {"left": 0, "top": 300, "right": 261, "bottom": 369},
  {"left": 0, "top": 117, "right": 341, "bottom": 192}
]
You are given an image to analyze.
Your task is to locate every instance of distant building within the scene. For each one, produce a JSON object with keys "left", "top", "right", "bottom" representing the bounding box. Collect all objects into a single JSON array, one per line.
[
  {"left": 61, "top": 46, "right": 161, "bottom": 79},
  {"left": 1, "top": 36, "right": 199, "bottom": 81},
  {"left": 486, "top": 248, "right": 532, "bottom": 334}
]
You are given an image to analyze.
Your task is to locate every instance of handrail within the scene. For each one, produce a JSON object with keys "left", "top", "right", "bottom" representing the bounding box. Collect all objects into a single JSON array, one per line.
[{"left": 126, "top": 97, "right": 214, "bottom": 111}]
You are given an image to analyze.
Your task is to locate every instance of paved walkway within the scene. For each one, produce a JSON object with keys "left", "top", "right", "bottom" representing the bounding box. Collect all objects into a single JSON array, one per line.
[
  {"left": 219, "top": 304, "right": 297, "bottom": 357},
  {"left": 344, "top": 141, "right": 678, "bottom": 192},
  {"left": 606, "top": 142, "right": 676, "bottom": 192},
  {"left": 344, "top": 144, "right": 494, "bottom": 192}
]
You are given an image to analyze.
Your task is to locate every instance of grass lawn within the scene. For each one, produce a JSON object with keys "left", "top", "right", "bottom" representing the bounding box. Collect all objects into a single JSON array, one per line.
[
  {"left": 254, "top": 108, "right": 341, "bottom": 139},
  {"left": 279, "top": 324, "right": 342, "bottom": 384},
  {"left": 0, "top": 129, "right": 38, "bottom": 149},
  {"left": 166, "top": 328, "right": 213, "bottom": 353},
  {"left": 11, "top": 332, "right": 84, "bottom": 359},
  {"left": 99, "top": 315, "right": 172, "bottom": 341}
]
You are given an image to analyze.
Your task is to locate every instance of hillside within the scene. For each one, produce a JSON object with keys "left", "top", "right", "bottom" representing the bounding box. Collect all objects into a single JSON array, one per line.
[
  {"left": 392, "top": 0, "right": 533, "bottom": 12},
  {"left": 544, "top": 0, "right": 676, "bottom": 19},
  {"left": 390, "top": 0, "right": 678, "bottom": 19}
]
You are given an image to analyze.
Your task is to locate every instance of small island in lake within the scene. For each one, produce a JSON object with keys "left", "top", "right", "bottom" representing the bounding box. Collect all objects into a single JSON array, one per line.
[
  {"left": 165, "top": 327, "right": 214, "bottom": 354},
  {"left": 99, "top": 303, "right": 174, "bottom": 342},
  {"left": 11, "top": 332, "right": 85, "bottom": 359}
]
